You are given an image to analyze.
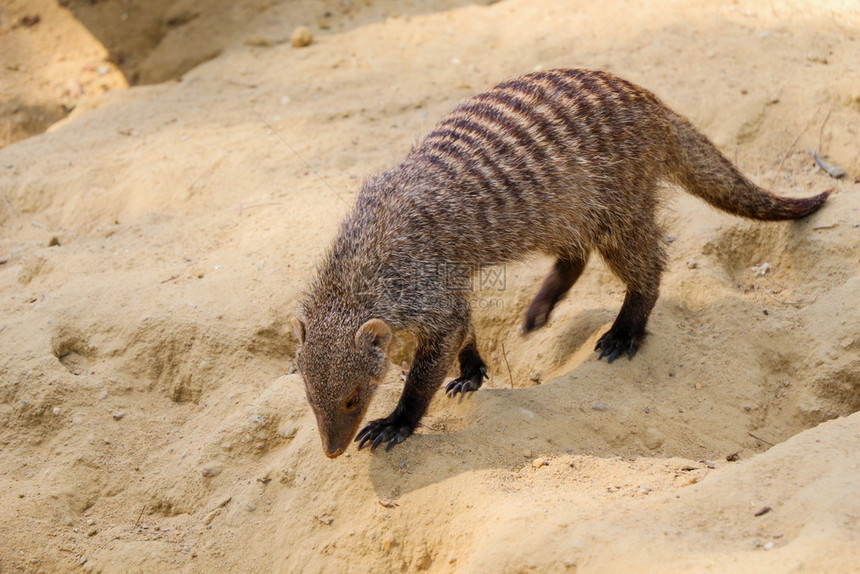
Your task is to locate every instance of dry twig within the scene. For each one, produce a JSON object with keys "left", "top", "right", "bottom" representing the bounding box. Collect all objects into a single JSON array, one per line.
[
  {"left": 765, "top": 290, "right": 814, "bottom": 306},
  {"left": 501, "top": 341, "right": 514, "bottom": 388},
  {"left": 748, "top": 431, "right": 775, "bottom": 447},
  {"left": 132, "top": 504, "right": 147, "bottom": 531},
  {"left": 238, "top": 201, "right": 283, "bottom": 215}
]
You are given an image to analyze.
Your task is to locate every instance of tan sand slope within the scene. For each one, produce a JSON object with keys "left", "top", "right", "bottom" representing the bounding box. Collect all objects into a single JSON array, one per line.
[{"left": 0, "top": 0, "right": 859, "bottom": 572}]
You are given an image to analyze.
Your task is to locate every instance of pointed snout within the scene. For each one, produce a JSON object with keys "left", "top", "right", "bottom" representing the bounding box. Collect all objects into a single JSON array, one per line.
[
  {"left": 321, "top": 432, "right": 353, "bottom": 459},
  {"left": 319, "top": 420, "right": 363, "bottom": 459}
]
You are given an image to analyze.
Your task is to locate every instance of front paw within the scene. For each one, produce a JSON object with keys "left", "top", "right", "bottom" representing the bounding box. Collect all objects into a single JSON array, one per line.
[
  {"left": 445, "top": 365, "right": 488, "bottom": 397},
  {"left": 355, "top": 416, "right": 414, "bottom": 452}
]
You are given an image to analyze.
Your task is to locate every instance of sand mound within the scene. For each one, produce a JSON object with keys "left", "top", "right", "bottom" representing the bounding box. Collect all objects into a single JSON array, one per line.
[{"left": 1, "top": 0, "right": 858, "bottom": 572}]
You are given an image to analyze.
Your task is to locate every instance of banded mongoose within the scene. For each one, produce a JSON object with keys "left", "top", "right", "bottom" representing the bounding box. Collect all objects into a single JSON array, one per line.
[{"left": 296, "top": 69, "right": 829, "bottom": 458}]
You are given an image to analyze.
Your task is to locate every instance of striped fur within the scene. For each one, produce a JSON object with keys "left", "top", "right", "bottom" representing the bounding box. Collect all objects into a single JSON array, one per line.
[{"left": 297, "top": 69, "right": 829, "bottom": 457}]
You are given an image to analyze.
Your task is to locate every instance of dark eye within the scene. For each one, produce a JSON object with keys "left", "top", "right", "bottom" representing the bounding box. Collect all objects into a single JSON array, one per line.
[{"left": 344, "top": 392, "right": 359, "bottom": 411}]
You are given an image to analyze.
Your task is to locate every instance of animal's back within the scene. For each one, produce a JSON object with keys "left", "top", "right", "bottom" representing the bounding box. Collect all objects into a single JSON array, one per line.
[
  {"left": 383, "top": 69, "right": 673, "bottom": 265},
  {"left": 370, "top": 68, "right": 826, "bottom": 268}
]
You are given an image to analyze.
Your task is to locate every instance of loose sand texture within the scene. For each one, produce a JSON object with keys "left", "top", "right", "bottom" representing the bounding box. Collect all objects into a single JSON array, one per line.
[{"left": 1, "top": 0, "right": 859, "bottom": 572}]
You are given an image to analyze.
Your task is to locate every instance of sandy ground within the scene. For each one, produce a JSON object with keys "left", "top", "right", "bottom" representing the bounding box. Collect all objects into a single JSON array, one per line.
[{"left": 1, "top": 0, "right": 859, "bottom": 572}]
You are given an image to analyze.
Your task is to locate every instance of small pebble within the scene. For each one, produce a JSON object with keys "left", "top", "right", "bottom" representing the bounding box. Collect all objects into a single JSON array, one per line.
[
  {"left": 686, "top": 260, "right": 697, "bottom": 269},
  {"left": 278, "top": 423, "right": 297, "bottom": 439},
  {"left": 112, "top": 412, "right": 125, "bottom": 421},
  {"left": 243, "top": 36, "right": 271, "bottom": 47},
  {"left": 754, "top": 506, "right": 772, "bottom": 517},
  {"left": 532, "top": 457, "right": 548, "bottom": 469},
  {"left": 764, "top": 541, "right": 774, "bottom": 550},
  {"left": 643, "top": 427, "right": 664, "bottom": 450},
  {"left": 291, "top": 26, "right": 313, "bottom": 48},
  {"left": 528, "top": 369, "right": 542, "bottom": 383},
  {"left": 591, "top": 401, "right": 611, "bottom": 411},
  {"left": 201, "top": 467, "right": 222, "bottom": 478}
]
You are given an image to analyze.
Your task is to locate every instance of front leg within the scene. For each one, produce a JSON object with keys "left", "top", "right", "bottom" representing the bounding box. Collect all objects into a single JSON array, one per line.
[
  {"left": 356, "top": 332, "right": 459, "bottom": 452},
  {"left": 445, "top": 330, "right": 489, "bottom": 398}
]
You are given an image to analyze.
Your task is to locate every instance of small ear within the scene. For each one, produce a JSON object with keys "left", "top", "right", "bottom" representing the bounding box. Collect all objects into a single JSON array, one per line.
[
  {"left": 355, "top": 318, "right": 392, "bottom": 352},
  {"left": 293, "top": 317, "right": 306, "bottom": 344}
]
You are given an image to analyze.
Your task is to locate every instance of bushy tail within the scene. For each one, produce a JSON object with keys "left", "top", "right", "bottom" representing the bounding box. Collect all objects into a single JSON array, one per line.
[{"left": 666, "top": 113, "right": 830, "bottom": 221}]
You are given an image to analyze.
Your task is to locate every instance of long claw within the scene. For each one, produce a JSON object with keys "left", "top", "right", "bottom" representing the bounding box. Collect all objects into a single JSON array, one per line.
[
  {"left": 357, "top": 431, "right": 373, "bottom": 450},
  {"left": 386, "top": 435, "right": 401, "bottom": 451},
  {"left": 447, "top": 381, "right": 472, "bottom": 398},
  {"left": 355, "top": 425, "right": 369, "bottom": 441},
  {"left": 370, "top": 432, "right": 387, "bottom": 452},
  {"left": 595, "top": 329, "right": 643, "bottom": 363},
  {"left": 480, "top": 366, "right": 489, "bottom": 379}
]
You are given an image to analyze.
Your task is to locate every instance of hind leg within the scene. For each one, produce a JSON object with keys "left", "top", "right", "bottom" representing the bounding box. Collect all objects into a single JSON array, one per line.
[
  {"left": 523, "top": 252, "right": 589, "bottom": 333},
  {"left": 595, "top": 287, "right": 657, "bottom": 362},
  {"left": 595, "top": 222, "right": 666, "bottom": 362},
  {"left": 445, "top": 326, "right": 489, "bottom": 397}
]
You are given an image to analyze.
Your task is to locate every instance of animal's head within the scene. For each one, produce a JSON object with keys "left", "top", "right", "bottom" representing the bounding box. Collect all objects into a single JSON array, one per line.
[{"left": 295, "top": 314, "right": 392, "bottom": 458}]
